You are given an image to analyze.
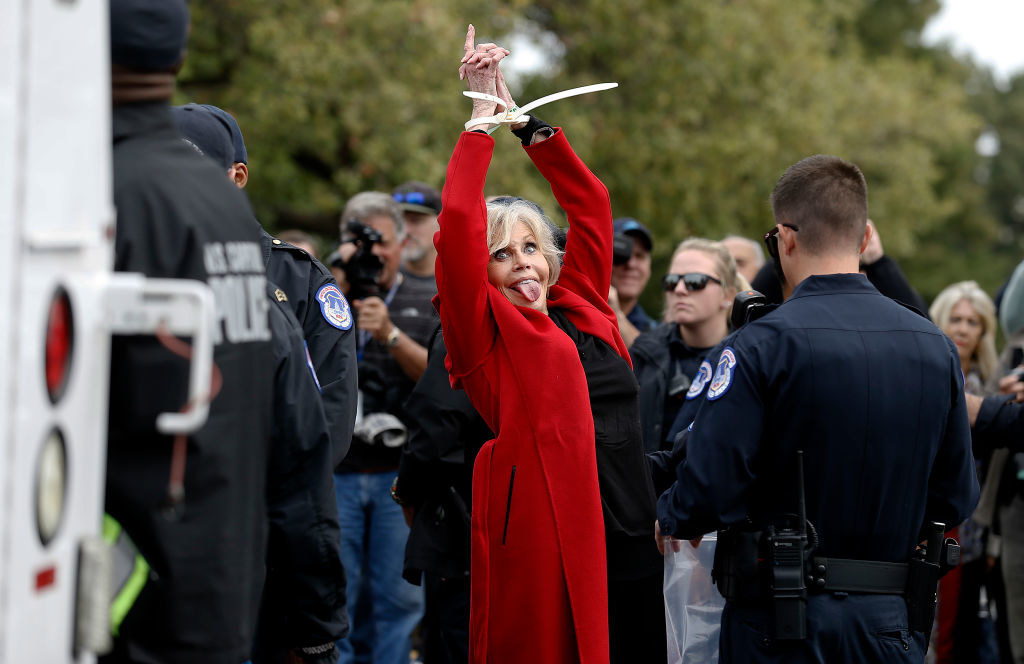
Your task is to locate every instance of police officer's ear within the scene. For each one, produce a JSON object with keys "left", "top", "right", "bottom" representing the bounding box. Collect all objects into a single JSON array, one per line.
[
  {"left": 229, "top": 162, "right": 248, "bottom": 189},
  {"left": 859, "top": 222, "right": 873, "bottom": 256},
  {"left": 779, "top": 224, "right": 798, "bottom": 256}
]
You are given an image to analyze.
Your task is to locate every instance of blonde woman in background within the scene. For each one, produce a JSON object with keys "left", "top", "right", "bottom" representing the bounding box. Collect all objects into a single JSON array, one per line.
[
  {"left": 930, "top": 280, "right": 1003, "bottom": 663},
  {"left": 632, "top": 238, "right": 742, "bottom": 455},
  {"left": 931, "top": 281, "right": 998, "bottom": 394}
]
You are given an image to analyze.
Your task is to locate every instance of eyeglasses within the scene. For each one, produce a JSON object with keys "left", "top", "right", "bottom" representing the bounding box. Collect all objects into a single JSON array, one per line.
[
  {"left": 763, "top": 223, "right": 800, "bottom": 262},
  {"left": 393, "top": 191, "right": 427, "bottom": 205},
  {"left": 662, "top": 272, "right": 723, "bottom": 292}
]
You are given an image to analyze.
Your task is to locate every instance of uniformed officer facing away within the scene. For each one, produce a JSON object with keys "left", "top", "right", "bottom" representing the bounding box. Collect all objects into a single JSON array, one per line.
[{"left": 656, "top": 155, "right": 980, "bottom": 663}]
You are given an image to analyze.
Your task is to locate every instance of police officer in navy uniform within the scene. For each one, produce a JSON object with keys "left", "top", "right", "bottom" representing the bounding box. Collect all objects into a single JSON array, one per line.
[
  {"left": 256, "top": 284, "right": 348, "bottom": 664},
  {"left": 105, "top": 2, "right": 276, "bottom": 662},
  {"left": 170, "top": 104, "right": 349, "bottom": 663},
  {"left": 262, "top": 231, "right": 358, "bottom": 466},
  {"left": 175, "top": 101, "right": 359, "bottom": 467},
  {"left": 656, "top": 154, "right": 980, "bottom": 663}
]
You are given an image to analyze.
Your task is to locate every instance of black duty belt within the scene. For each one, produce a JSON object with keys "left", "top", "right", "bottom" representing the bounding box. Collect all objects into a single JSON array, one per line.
[{"left": 807, "top": 556, "right": 907, "bottom": 594}]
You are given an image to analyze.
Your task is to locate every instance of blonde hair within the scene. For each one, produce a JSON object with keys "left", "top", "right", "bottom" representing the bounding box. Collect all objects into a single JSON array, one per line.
[
  {"left": 485, "top": 198, "right": 562, "bottom": 285},
  {"left": 671, "top": 238, "right": 742, "bottom": 293},
  {"left": 929, "top": 280, "right": 998, "bottom": 383}
]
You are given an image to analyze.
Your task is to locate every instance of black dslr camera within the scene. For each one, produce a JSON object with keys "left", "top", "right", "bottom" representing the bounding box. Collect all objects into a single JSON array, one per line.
[
  {"left": 343, "top": 219, "right": 384, "bottom": 300},
  {"left": 612, "top": 233, "right": 635, "bottom": 266}
]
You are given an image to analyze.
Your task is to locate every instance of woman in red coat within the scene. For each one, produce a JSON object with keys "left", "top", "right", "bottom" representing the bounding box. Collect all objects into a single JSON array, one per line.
[{"left": 433, "top": 28, "right": 662, "bottom": 664}]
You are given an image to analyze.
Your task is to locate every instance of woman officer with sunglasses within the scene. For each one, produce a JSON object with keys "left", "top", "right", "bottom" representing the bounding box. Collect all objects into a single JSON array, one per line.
[{"left": 632, "top": 238, "right": 742, "bottom": 455}]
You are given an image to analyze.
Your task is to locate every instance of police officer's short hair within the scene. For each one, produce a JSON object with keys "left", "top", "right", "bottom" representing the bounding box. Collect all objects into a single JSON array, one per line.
[
  {"left": 340, "top": 192, "right": 405, "bottom": 240},
  {"left": 770, "top": 155, "right": 867, "bottom": 255}
]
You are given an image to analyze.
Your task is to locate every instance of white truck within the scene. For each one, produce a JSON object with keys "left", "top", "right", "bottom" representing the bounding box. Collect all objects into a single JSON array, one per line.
[{"left": 1, "top": 1, "right": 215, "bottom": 660}]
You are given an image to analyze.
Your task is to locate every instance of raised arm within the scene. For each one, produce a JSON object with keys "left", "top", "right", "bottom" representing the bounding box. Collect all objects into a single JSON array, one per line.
[
  {"left": 434, "top": 27, "right": 509, "bottom": 379},
  {"left": 525, "top": 131, "right": 614, "bottom": 313}
]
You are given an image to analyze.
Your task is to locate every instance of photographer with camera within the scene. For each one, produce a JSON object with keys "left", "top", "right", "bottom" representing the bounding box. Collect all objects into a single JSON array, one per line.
[
  {"left": 607, "top": 217, "right": 657, "bottom": 348},
  {"left": 333, "top": 191, "right": 437, "bottom": 664},
  {"left": 656, "top": 155, "right": 979, "bottom": 663}
]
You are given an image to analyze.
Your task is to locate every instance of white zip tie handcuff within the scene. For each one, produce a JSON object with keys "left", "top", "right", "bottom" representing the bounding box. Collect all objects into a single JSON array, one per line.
[{"left": 464, "top": 82, "right": 619, "bottom": 134}]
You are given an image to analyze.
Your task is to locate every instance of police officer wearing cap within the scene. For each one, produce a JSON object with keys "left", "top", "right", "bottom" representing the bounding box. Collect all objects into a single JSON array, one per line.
[
  {"left": 169, "top": 103, "right": 349, "bottom": 663},
  {"left": 175, "top": 101, "right": 359, "bottom": 467},
  {"left": 105, "top": 2, "right": 277, "bottom": 662},
  {"left": 656, "top": 154, "right": 979, "bottom": 663}
]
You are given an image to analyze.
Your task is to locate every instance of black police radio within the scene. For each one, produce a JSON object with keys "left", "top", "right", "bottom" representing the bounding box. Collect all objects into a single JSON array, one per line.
[
  {"left": 764, "top": 450, "right": 810, "bottom": 640},
  {"left": 731, "top": 289, "right": 771, "bottom": 330}
]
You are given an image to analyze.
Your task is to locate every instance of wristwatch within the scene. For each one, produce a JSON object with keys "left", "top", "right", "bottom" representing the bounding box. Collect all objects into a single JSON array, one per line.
[
  {"left": 384, "top": 325, "right": 400, "bottom": 348},
  {"left": 390, "top": 476, "right": 406, "bottom": 506}
]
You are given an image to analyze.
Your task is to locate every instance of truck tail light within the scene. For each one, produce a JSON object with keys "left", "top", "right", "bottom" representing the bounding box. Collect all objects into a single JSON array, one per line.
[{"left": 45, "top": 287, "right": 74, "bottom": 403}]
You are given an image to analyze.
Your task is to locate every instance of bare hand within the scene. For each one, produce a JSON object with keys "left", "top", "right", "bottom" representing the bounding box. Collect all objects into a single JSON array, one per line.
[
  {"left": 861, "top": 219, "right": 884, "bottom": 265},
  {"left": 459, "top": 25, "right": 510, "bottom": 123},
  {"left": 353, "top": 297, "right": 393, "bottom": 343},
  {"left": 998, "top": 370, "right": 1024, "bottom": 403},
  {"left": 965, "top": 393, "right": 983, "bottom": 427},
  {"left": 607, "top": 285, "right": 624, "bottom": 316}
]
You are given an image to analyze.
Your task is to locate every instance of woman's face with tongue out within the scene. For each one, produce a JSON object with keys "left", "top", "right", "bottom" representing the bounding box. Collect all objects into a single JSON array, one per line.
[{"left": 487, "top": 221, "right": 551, "bottom": 313}]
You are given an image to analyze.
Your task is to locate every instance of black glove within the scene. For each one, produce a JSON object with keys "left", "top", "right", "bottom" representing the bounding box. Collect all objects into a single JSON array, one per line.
[{"left": 512, "top": 115, "right": 554, "bottom": 146}]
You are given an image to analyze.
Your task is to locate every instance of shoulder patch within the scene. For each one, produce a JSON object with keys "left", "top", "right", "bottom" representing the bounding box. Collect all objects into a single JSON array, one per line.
[
  {"left": 315, "top": 283, "right": 353, "bottom": 330},
  {"left": 274, "top": 288, "right": 288, "bottom": 302},
  {"left": 707, "top": 347, "right": 738, "bottom": 401},
  {"left": 686, "top": 360, "right": 713, "bottom": 399}
]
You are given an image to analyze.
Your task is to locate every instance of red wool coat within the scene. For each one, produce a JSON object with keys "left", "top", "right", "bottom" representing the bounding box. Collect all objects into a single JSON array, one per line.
[{"left": 434, "top": 129, "right": 628, "bottom": 664}]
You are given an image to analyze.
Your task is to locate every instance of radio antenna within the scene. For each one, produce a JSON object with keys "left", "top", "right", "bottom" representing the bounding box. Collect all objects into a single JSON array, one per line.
[{"left": 797, "top": 450, "right": 807, "bottom": 539}]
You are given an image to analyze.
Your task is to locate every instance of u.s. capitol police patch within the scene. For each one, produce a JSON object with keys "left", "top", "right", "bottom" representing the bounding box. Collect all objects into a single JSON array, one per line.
[
  {"left": 686, "top": 360, "right": 713, "bottom": 400},
  {"left": 707, "top": 347, "right": 737, "bottom": 401},
  {"left": 315, "top": 283, "right": 352, "bottom": 330}
]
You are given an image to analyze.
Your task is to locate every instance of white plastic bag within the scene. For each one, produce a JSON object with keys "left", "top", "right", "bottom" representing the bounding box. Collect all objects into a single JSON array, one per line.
[{"left": 664, "top": 533, "right": 725, "bottom": 664}]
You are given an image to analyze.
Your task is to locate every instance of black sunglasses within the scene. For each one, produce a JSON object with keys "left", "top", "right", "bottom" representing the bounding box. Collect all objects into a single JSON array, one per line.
[
  {"left": 662, "top": 272, "right": 723, "bottom": 292},
  {"left": 763, "top": 223, "right": 800, "bottom": 262}
]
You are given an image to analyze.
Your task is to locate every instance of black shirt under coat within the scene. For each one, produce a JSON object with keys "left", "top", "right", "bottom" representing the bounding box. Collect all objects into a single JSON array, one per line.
[{"left": 550, "top": 309, "right": 661, "bottom": 580}]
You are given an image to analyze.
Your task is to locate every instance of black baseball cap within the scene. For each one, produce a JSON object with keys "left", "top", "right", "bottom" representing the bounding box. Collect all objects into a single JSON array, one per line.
[
  {"left": 171, "top": 104, "right": 234, "bottom": 171},
  {"left": 198, "top": 104, "right": 248, "bottom": 165},
  {"left": 393, "top": 182, "right": 442, "bottom": 215},
  {"left": 110, "top": 0, "right": 190, "bottom": 72},
  {"left": 613, "top": 217, "right": 653, "bottom": 251}
]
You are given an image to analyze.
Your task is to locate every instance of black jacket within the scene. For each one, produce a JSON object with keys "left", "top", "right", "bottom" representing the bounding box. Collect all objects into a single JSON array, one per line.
[
  {"left": 261, "top": 232, "right": 358, "bottom": 467},
  {"left": 106, "top": 101, "right": 273, "bottom": 664},
  {"left": 398, "top": 330, "right": 492, "bottom": 583},
  {"left": 256, "top": 284, "right": 348, "bottom": 656},
  {"left": 631, "top": 323, "right": 715, "bottom": 453}
]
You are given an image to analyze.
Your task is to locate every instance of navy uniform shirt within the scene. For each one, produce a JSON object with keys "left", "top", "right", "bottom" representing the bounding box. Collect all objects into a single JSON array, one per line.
[
  {"left": 657, "top": 273, "right": 979, "bottom": 563},
  {"left": 261, "top": 230, "right": 358, "bottom": 466}
]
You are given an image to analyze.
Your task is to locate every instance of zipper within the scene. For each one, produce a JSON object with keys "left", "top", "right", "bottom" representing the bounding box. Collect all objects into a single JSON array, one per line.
[{"left": 502, "top": 465, "right": 516, "bottom": 545}]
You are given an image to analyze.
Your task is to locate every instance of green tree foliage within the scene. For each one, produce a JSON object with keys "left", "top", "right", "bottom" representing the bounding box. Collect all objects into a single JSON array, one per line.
[{"left": 179, "top": 0, "right": 1002, "bottom": 304}]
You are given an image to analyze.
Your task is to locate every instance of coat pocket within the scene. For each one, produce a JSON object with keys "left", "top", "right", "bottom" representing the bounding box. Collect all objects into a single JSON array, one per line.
[{"left": 501, "top": 465, "right": 516, "bottom": 545}]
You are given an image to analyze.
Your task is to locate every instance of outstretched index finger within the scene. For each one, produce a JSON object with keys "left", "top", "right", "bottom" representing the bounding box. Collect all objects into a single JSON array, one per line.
[{"left": 463, "top": 24, "right": 476, "bottom": 55}]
